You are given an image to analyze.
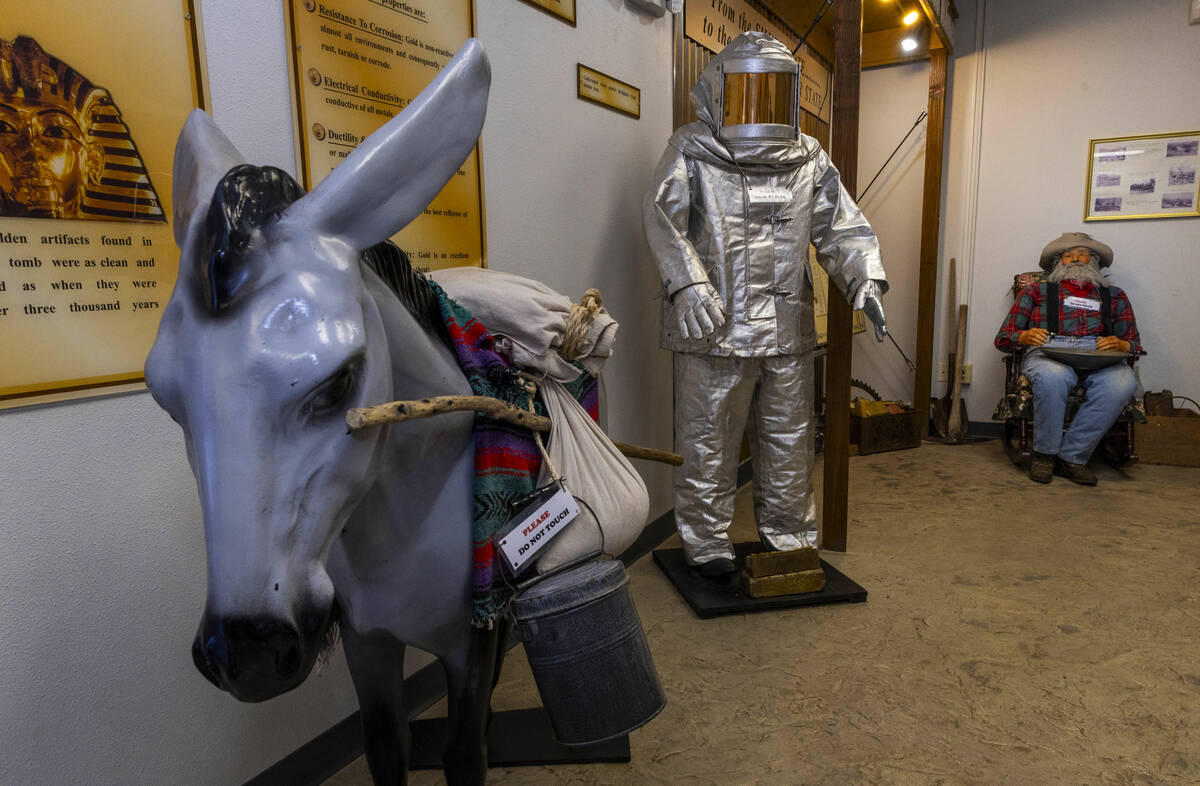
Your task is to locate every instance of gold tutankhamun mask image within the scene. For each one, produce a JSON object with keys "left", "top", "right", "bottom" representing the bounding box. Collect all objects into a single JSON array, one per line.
[{"left": 0, "top": 35, "right": 164, "bottom": 222}]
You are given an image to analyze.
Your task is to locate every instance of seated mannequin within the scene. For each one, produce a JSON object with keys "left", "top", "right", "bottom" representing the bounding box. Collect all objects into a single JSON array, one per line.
[{"left": 993, "top": 232, "right": 1141, "bottom": 485}]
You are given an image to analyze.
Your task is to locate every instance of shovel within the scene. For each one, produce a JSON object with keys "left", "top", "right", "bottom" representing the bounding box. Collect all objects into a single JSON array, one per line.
[
  {"left": 931, "top": 259, "right": 964, "bottom": 438},
  {"left": 946, "top": 304, "right": 970, "bottom": 443}
]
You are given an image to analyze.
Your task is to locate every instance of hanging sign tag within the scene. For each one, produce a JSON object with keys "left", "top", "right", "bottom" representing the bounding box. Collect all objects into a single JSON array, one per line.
[
  {"left": 747, "top": 185, "right": 793, "bottom": 204},
  {"left": 498, "top": 481, "right": 580, "bottom": 576},
  {"left": 1063, "top": 295, "right": 1100, "bottom": 312}
]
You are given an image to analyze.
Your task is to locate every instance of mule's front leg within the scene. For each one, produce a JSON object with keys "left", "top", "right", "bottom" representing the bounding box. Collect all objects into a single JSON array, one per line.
[
  {"left": 342, "top": 627, "right": 411, "bottom": 785},
  {"left": 442, "top": 623, "right": 505, "bottom": 785}
]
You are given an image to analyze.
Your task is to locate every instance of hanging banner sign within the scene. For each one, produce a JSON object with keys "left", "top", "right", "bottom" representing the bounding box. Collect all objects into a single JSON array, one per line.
[
  {"left": 285, "top": 0, "right": 485, "bottom": 272},
  {"left": 683, "top": 0, "right": 831, "bottom": 125},
  {"left": 0, "top": 1, "right": 207, "bottom": 408}
]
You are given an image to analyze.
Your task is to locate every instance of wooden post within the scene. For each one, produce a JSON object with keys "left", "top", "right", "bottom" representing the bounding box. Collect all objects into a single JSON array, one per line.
[
  {"left": 914, "top": 48, "right": 948, "bottom": 438},
  {"left": 822, "top": 0, "right": 864, "bottom": 553}
]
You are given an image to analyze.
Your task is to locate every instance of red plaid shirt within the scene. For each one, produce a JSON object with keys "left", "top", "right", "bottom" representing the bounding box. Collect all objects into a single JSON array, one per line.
[{"left": 994, "top": 280, "right": 1141, "bottom": 353}]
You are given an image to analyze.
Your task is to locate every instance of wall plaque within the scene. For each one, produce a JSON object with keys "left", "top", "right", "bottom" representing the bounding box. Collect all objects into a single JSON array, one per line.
[
  {"left": 0, "top": 2, "right": 207, "bottom": 408},
  {"left": 682, "top": 0, "right": 831, "bottom": 125},
  {"left": 284, "top": 0, "right": 485, "bottom": 272},
  {"left": 517, "top": 0, "right": 577, "bottom": 26},
  {"left": 577, "top": 65, "right": 641, "bottom": 119}
]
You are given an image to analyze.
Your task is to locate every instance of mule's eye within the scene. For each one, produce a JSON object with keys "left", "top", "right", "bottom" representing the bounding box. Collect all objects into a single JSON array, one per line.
[{"left": 303, "top": 360, "right": 360, "bottom": 419}]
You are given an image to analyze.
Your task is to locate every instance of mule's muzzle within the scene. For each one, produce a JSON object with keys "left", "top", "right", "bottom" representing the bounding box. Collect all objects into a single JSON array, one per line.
[{"left": 193, "top": 609, "right": 328, "bottom": 702}]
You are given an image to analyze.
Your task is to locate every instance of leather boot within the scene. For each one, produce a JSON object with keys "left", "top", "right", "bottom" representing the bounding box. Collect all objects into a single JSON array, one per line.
[
  {"left": 1029, "top": 451, "right": 1055, "bottom": 483},
  {"left": 1055, "top": 458, "right": 1097, "bottom": 486}
]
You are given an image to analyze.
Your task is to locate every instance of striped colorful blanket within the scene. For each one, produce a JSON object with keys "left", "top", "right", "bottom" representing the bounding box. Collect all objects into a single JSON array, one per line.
[{"left": 430, "top": 281, "right": 597, "bottom": 628}]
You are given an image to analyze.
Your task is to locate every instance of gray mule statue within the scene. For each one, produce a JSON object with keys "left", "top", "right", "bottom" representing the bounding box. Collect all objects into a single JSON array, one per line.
[{"left": 146, "top": 39, "right": 506, "bottom": 784}]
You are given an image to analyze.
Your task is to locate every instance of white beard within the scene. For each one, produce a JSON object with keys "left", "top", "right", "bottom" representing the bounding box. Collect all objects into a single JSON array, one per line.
[{"left": 1048, "top": 259, "right": 1107, "bottom": 287}]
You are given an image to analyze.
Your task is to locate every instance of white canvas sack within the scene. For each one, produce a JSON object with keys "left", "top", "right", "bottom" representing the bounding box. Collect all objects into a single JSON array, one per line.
[
  {"left": 431, "top": 267, "right": 618, "bottom": 381},
  {"left": 534, "top": 378, "right": 650, "bottom": 573}
]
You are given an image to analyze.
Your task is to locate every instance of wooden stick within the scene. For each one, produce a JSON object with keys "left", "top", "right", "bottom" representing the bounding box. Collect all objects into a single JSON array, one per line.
[
  {"left": 346, "top": 397, "right": 684, "bottom": 466},
  {"left": 612, "top": 441, "right": 683, "bottom": 466},
  {"left": 347, "top": 396, "right": 551, "bottom": 432}
]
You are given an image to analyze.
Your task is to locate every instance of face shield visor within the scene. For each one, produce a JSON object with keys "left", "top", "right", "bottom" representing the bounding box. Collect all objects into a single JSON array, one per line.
[{"left": 718, "top": 58, "right": 800, "bottom": 143}]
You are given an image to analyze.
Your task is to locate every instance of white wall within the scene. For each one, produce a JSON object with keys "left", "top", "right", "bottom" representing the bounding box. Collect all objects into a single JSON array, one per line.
[
  {"left": 0, "top": 1, "right": 673, "bottom": 783},
  {"left": 854, "top": 61, "right": 931, "bottom": 402},
  {"left": 951, "top": 0, "right": 1200, "bottom": 416},
  {"left": 854, "top": 0, "right": 983, "bottom": 408},
  {"left": 475, "top": 0, "right": 675, "bottom": 513}
]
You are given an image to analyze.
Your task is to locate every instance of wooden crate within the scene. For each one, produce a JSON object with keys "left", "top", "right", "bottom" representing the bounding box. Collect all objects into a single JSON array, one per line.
[
  {"left": 1134, "top": 415, "right": 1200, "bottom": 466},
  {"left": 850, "top": 410, "right": 922, "bottom": 455}
]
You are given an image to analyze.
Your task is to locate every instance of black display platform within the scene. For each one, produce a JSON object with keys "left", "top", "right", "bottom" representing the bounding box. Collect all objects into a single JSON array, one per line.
[
  {"left": 652, "top": 542, "right": 867, "bottom": 619},
  {"left": 409, "top": 707, "right": 630, "bottom": 769}
]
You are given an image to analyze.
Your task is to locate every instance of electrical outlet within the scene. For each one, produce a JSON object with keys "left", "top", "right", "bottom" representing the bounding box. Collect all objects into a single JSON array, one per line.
[{"left": 937, "top": 363, "right": 973, "bottom": 383}]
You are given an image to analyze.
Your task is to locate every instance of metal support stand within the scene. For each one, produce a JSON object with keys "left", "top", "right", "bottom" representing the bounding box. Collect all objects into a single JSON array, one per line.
[{"left": 409, "top": 707, "right": 630, "bottom": 770}]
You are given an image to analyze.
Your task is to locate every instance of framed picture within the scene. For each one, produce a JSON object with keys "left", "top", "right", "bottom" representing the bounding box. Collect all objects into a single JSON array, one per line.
[
  {"left": 0, "top": 1, "right": 208, "bottom": 409},
  {"left": 1085, "top": 131, "right": 1200, "bottom": 221}
]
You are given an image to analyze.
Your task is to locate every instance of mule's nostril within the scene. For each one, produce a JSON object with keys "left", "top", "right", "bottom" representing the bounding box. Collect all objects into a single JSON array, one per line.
[
  {"left": 191, "top": 634, "right": 221, "bottom": 687},
  {"left": 276, "top": 639, "right": 303, "bottom": 679},
  {"left": 194, "top": 605, "right": 330, "bottom": 702}
]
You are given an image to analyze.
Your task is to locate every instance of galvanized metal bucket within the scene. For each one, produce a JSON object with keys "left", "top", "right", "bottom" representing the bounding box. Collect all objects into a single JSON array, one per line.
[{"left": 511, "top": 558, "right": 666, "bottom": 746}]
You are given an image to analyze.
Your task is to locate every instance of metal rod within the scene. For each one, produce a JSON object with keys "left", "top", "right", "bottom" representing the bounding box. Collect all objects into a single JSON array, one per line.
[
  {"left": 793, "top": 0, "right": 835, "bottom": 55},
  {"left": 886, "top": 331, "right": 917, "bottom": 372},
  {"left": 859, "top": 110, "right": 927, "bottom": 201}
]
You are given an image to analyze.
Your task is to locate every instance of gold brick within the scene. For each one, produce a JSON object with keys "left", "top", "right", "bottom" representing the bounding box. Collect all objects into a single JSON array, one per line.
[
  {"left": 744, "top": 546, "right": 821, "bottom": 578},
  {"left": 741, "top": 568, "right": 827, "bottom": 598}
]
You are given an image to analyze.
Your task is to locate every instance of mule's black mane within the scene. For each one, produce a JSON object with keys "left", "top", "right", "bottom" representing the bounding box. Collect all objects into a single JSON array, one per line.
[{"left": 199, "top": 164, "right": 441, "bottom": 334}]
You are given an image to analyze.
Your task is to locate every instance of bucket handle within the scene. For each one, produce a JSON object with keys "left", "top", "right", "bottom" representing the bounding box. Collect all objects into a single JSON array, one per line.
[{"left": 514, "top": 549, "right": 605, "bottom": 592}]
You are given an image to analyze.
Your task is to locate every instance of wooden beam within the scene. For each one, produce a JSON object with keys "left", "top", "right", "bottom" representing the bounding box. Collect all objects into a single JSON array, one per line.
[
  {"left": 822, "top": 0, "right": 863, "bottom": 553},
  {"left": 915, "top": 0, "right": 956, "bottom": 54},
  {"left": 913, "top": 48, "right": 948, "bottom": 438}
]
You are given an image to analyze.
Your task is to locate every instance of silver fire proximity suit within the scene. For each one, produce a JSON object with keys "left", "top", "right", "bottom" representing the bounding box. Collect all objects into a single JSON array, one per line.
[{"left": 643, "top": 31, "right": 888, "bottom": 567}]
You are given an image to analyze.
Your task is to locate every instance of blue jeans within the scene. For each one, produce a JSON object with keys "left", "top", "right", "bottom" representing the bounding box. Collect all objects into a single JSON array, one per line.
[{"left": 1021, "top": 351, "right": 1138, "bottom": 464}]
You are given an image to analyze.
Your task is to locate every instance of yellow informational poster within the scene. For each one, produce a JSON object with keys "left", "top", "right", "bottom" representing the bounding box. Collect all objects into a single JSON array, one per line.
[
  {"left": 285, "top": 0, "right": 484, "bottom": 272},
  {"left": 0, "top": 2, "right": 206, "bottom": 408}
]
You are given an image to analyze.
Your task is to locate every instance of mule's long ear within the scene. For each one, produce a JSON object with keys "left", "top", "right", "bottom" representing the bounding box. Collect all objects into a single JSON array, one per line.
[
  {"left": 285, "top": 38, "right": 490, "bottom": 251},
  {"left": 172, "top": 110, "right": 247, "bottom": 248}
]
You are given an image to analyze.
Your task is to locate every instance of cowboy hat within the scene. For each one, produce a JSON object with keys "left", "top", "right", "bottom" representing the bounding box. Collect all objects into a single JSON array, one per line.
[{"left": 1039, "top": 232, "right": 1113, "bottom": 271}]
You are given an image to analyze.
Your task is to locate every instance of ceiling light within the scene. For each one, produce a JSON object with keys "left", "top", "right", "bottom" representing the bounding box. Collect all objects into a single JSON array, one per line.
[
  {"left": 900, "top": 36, "right": 918, "bottom": 51},
  {"left": 903, "top": 10, "right": 920, "bottom": 25}
]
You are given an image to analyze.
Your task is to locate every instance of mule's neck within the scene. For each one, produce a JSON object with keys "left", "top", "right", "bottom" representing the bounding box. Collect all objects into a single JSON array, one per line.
[
  {"left": 365, "top": 268, "right": 474, "bottom": 468},
  {"left": 328, "top": 270, "right": 477, "bottom": 640}
]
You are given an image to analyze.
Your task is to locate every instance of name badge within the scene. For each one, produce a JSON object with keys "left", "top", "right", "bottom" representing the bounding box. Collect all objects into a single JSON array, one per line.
[
  {"left": 1063, "top": 295, "right": 1100, "bottom": 312},
  {"left": 498, "top": 481, "right": 580, "bottom": 576},
  {"left": 747, "top": 185, "right": 793, "bottom": 204}
]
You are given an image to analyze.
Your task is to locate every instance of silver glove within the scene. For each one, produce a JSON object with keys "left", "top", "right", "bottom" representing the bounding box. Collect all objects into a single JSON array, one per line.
[
  {"left": 673, "top": 281, "right": 726, "bottom": 340},
  {"left": 854, "top": 280, "right": 888, "bottom": 342}
]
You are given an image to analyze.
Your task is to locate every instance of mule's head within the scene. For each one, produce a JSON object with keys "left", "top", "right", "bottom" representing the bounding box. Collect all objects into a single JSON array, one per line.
[{"left": 146, "top": 40, "right": 489, "bottom": 702}]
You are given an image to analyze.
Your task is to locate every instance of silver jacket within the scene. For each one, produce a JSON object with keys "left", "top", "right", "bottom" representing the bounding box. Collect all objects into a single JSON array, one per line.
[{"left": 643, "top": 37, "right": 886, "bottom": 356}]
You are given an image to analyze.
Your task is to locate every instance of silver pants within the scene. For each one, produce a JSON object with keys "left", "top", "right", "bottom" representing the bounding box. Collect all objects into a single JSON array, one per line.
[{"left": 673, "top": 352, "right": 818, "bottom": 565}]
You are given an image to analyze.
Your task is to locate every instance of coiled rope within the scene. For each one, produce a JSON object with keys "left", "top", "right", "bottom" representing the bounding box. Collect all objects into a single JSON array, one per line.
[{"left": 559, "top": 288, "right": 603, "bottom": 362}]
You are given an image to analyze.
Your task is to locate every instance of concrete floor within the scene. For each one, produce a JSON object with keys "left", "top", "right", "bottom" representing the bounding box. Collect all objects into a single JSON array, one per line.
[{"left": 328, "top": 440, "right": 1199, "bottom": 785}]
